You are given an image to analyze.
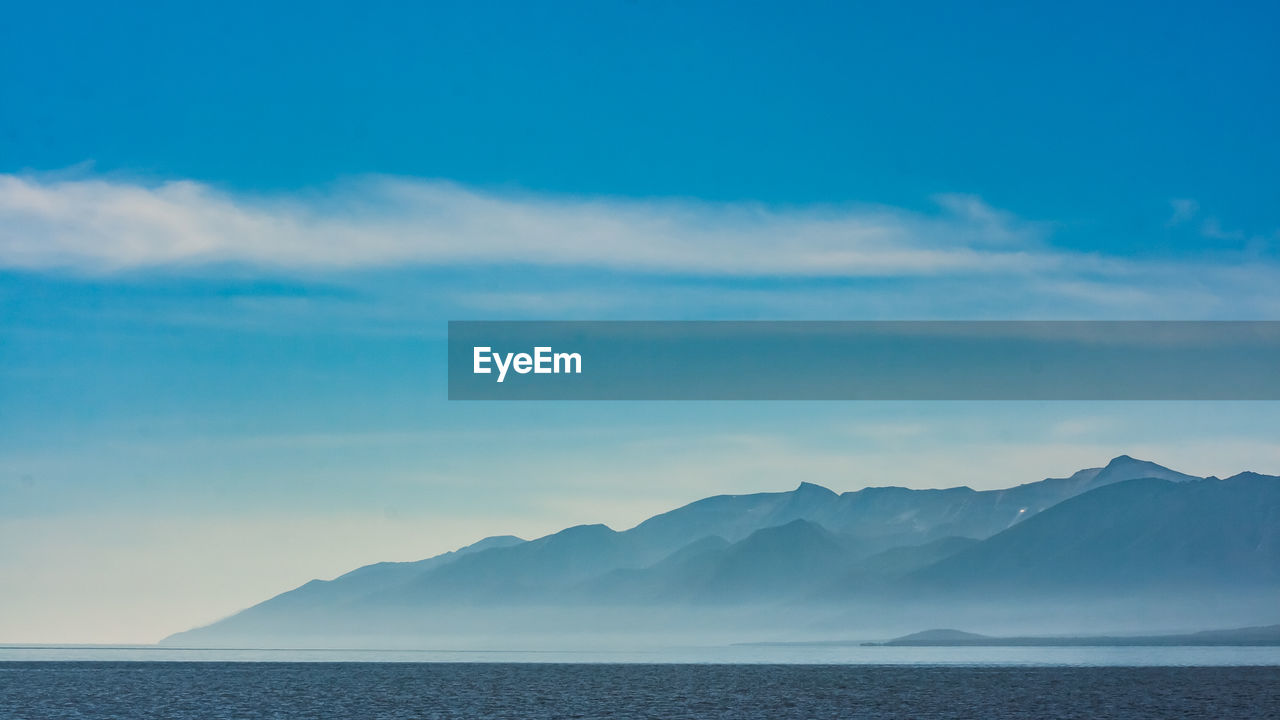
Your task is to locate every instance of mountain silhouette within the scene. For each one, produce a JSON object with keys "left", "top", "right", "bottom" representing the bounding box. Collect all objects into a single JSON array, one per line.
[{"left": 165, "top": 456, "right": 1277, "bottom": 647}]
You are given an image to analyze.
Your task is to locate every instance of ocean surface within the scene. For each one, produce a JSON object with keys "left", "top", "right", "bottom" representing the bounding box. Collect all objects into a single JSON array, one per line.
[{"left": 3, "top": 661, "right": 1278, "bottom": 719}]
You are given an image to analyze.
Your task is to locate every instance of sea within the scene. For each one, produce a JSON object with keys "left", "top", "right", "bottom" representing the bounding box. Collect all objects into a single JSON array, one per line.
[{"left": 2, "top": 647, "right": 1278, "bottom": 719}]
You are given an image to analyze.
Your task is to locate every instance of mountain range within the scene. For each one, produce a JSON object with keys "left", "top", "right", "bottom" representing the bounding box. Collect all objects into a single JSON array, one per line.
[{"left": 165, "top": 455, "right": 1280, "bottom": 647}]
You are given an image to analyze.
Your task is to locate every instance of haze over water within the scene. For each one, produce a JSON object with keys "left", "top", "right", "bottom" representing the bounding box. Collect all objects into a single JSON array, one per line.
[{"left": 5, "top": 645, "right": 1280, "bottom": 666}]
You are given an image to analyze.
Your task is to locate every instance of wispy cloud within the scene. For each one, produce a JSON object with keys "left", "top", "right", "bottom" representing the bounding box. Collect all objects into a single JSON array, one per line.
[
  {"left": 4, "top": 173, "right": 1279, "bottom": 318},
  {"left": 1201, "top": 217, "right": 1245, "bottom": 241},
  {"left": 0, "top": 173, "right": 1061, "bottom": 275},
  {"left": 1167, "top": 198, "right": 1199, "bottom": 226},
  {"left": 1167, "top": 197, "right": 1276, "bottom": 257}
]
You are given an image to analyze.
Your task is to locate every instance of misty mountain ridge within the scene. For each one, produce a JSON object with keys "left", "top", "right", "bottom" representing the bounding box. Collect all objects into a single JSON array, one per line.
[
  {"left": 903, "top": 472, "right": 1280, "bottom": 595},
  {"left": 166, "top": 456, "right": 1280, "bottom": 647}
]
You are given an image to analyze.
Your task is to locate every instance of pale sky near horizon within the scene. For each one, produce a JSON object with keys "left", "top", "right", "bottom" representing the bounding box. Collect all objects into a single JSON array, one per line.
[{"left": 3, "top": 0, "right": 1280, "bottom": 643}]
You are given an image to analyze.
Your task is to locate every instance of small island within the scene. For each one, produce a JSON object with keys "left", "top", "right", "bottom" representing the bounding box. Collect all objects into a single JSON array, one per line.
[
  {"left": 738, "top": 624, "right": 1280, "bottom": 648},
  {"left": 863, "top": 624, "right": 1280, "bottom": 647}
]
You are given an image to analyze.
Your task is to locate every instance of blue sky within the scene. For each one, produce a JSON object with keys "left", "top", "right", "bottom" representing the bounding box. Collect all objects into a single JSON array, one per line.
[
  {"left": 5, "top": 0, "right": 1279, "bottom": 247},
  {"left": 2, "top": 1, "right": 1279, "bottom": 642}
]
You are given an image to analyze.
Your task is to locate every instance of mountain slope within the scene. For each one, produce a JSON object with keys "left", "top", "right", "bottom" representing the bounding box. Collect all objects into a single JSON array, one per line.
[
  {"left": 806, "top": 455, "right": 1200, "bottom": 546},
  {"left": 165, "top": 534, "right": 525, "bottom": 644},
  {"left": 904, "top": 472, "right": 1280, "bottom": 596},
  {"left": 812, "top": 536, "right": 980, "bottom": 600},
  {"left": 370, "top": 523, "right": 647, "bottom": 604},
  {"left": 688, "top": 519, "right": 853, "bottom": 600}
]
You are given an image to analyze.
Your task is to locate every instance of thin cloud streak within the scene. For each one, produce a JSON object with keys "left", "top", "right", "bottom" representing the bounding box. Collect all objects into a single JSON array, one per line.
[
  {"left": 5, "top": 173, "right": 1279, "bottom": 319},
  {"left": 0, "top": 173, "right": 1066, "bottom": 276}
]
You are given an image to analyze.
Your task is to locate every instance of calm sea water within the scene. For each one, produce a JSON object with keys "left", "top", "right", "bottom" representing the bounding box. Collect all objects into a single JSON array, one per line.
[{"left": 2, "top": 662, "right": 1278, "bottom": 719}]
